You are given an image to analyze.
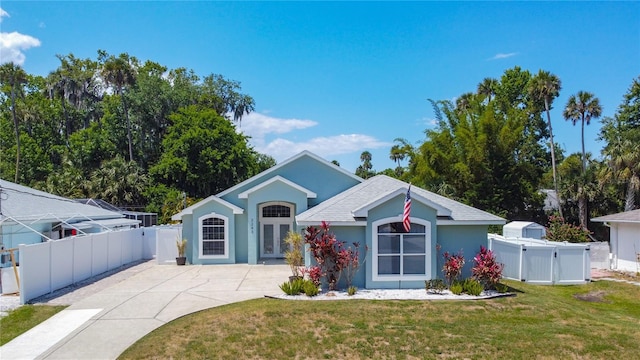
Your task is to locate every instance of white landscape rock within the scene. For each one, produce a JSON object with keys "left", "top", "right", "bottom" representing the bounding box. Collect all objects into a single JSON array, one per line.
[{"left": 273, "top": 289, "right": 510, "bottom": 301}]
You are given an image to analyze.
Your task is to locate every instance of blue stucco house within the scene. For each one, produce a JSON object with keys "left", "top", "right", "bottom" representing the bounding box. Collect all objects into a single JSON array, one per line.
[{"left": 172, "top": 151, "right": 505, "bottom": 289}]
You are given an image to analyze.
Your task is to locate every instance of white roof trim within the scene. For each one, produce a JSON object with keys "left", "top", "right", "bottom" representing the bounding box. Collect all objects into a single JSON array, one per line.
[
  {"left": 171, "top": 196, "right": 244, "bottom": 221},
  {"left": 238, "top": 175, "right": 317, "bottom": 199},
  {"left": 592, "top": 219, "right": 640, "bottom": 224},
  {"left": 62, "top": 218, "right": 141, "bottom": 229},
  {"left": 437, "top": 220, "right": 506, "bottom": 226},
  {"left": 217, "top": 150, "right": 362, "bottom": 198},
  {"left": 295, "top": 220, "right": 368, "bottom": 227},
  {"left": 351, "top": 187, "right": 452, "bottom": 218}
]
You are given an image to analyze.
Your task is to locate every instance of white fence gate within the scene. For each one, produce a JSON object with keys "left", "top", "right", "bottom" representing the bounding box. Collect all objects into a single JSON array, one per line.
[
  {"left": 488, "top": 234, "right": 591, "bottom": 285},
  {"left": 143, "top": 225, "right": 183, "bottom": 265}
]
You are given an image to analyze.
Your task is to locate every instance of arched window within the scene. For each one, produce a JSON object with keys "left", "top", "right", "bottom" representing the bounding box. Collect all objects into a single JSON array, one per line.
[
  {"left": 199, "top": 214, "right": 229, "bottom": 259},
  {"left": 372, "top": 218, "right": 431, "bottom": 281}
]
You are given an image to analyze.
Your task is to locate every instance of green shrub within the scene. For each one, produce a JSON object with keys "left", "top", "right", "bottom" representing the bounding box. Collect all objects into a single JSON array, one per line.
[
  {"left": 450, "top": 281, "right": 463, "bottom": 295},
  {"left": 347, "top": 286, "right": 358, "bottom": 296},
  {"left": 303, "top": 280, "right": 320, "bottom": 297},
  {"left": 425, "top": 279, "right": 446, "bottom": 294},
  {"left": 462, "top": 278, "right": 484, "bottom": 296},
  {"left": 494, "top": 282, "right": 509, "bottom": 293},
  {"left": 280, "top": 278, "right": 305, "bottom": 295}
]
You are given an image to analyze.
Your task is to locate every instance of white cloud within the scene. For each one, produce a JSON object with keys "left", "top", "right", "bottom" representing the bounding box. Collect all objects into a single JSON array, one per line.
[
  {"left": 237, "top": 112, "right": 390, "bottom": 162},
  {"left": 239, "top": 112, "right": 317, "bottom": 142},
  {"left": 260, "top": 134, "right": 390, "bottom": 162},
  {"left": 488, "top": 52, "right": 517, "bottom": 60},
  {"left": 0, "top": 31, "right": 41, "bottom": 65},
  {"left": 421, "top": 117, "right": 437, "bottom": 127},
  {"left": 0, "top": 8, "right": 9, "bottom": 22}
]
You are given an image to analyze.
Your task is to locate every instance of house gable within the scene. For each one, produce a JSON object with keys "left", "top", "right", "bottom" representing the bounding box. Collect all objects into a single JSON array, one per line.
[
  {"left": 171, "top": 196, "right": 243, "bottom": 221},
  {"left": 352, "top": 187, "right": 451, "bottom": 218},
  {"left": 238, "top": 176, "right": 316, "bottom": 200},
  {"left": 217, "top": 150, "right": 362, "bottom": 208}
]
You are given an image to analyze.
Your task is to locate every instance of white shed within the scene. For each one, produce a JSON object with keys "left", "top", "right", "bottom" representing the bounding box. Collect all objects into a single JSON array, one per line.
[
  {"left": 503, "top": 221, "right": 546, "bottom": 240},
  {"left": 592, "top": 209, "right": 640, "bottom": 272}
]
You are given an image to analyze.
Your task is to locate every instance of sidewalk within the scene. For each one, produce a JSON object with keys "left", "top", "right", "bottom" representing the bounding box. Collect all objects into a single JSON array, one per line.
[
  {"left": 591, "top": 268, "right": 640, "bottom": 286},
  {"left": 0, "top": 260, "right": 290, "bottom": 360}
]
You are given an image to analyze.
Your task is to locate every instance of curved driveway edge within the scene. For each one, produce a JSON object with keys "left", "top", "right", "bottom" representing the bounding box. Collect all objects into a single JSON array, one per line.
[{"left": 1, "top": 260, "right": 290, "bottom": 360}]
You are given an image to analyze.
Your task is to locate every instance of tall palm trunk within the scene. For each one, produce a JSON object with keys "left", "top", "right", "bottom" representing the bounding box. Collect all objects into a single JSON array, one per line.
[
  {"left": 578, "top": 186, "right": 588, "bottom": 230},
  {"left": 10, "top": 83, "right": 20, "bottom": 183},
  {"left": 544, "top": 98, "right": 563, "bottom": 218},
  {"left": 581, "top": 116, "right": 587, "bottom": 174},
  {"left": 122, "top": 95, "right": 134, "bottom": 162},
  {"left": 626, "top": 174, "right": 639, "bottom": 211},
  {"left": 61, "top": 98, "right": 72, "bottom": 146}
]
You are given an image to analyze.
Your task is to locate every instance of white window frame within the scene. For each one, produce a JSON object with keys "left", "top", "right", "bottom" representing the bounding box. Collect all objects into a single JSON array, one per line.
[
  {"left": 372, "top": 217, "right": 431, "bottom": 281},
  {"left": 198, "top": 213, "right": 229, "bottom": 259}
]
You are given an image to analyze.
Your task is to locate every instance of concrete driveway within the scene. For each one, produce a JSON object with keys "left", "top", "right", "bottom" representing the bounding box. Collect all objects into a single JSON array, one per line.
[{"left": 1, "top": 260, "right": 290, "bottom": 360}]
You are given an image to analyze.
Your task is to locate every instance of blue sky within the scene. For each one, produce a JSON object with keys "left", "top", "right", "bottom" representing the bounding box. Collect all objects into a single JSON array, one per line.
[{"left": 1, "top": 1, "right": 639, "bottom": 173}]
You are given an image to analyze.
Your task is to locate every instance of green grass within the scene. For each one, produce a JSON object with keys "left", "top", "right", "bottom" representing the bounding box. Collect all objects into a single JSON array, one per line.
[
  {"left": 0, "top": 305, "right": 67, "bottom": 346},
  {"left": 120, "top": 280, "right": 640, "bottom": 359}
]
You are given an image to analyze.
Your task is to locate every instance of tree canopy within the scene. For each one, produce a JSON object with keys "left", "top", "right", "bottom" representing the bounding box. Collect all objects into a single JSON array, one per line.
[{"left": 0, "top": 50, "right": 273, "bottom": 220}]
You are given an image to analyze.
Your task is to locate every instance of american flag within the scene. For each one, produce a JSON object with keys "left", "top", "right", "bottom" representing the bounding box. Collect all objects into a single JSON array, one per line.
[{"left": 403, "top": 185, "right": 411, "bottom": 232}]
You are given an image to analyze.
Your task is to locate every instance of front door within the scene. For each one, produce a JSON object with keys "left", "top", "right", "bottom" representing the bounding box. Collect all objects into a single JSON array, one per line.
[
  {"left": 261, "top": 222, "right": 290, "bottom": 258},
  {"left": 259, "top": 203, "right": 294, "bottom": 258}
]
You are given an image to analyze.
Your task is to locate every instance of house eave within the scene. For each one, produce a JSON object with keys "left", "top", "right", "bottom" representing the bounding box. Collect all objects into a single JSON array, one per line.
[
  {"left": 295, "top": 220, "right": 367, "bottom": 227},
  {"left": 437, "top": 220, "right": 506, "bottom": 226},
  {"left": 591, "top": 219, "right": 640, "bottom": 224}
]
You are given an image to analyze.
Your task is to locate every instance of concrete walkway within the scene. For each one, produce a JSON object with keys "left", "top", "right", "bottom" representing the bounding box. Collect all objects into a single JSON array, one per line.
[{"left": 1, "top": 260, "right": 290, "bottom": 360}]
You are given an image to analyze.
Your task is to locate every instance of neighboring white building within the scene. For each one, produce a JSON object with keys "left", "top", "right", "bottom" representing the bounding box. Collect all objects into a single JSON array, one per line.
[
  {"left": 0, "top": 179, "right": 139, "bottom": 251},
  {"left": 539, "top": 189, "right": 559, "bottom": 212},
  {"left": 503, "top": 221, "right": 546, "bottom": 240},
  {"left": 592, "top": 209, "right": 640, "bottom": 272}
]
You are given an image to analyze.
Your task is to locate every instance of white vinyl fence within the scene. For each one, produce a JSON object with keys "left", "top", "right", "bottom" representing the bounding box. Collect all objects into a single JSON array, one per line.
[
  {"left": 18, "top": 228, "right": 154, "bottom": 304},
  {"left": 488, "top": 234, "right": 591, "bottom": 285}
]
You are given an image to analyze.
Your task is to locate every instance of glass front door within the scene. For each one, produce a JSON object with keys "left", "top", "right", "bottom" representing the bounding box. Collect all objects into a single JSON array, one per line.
[
  {"left": 261, "top": 222, "right": 290, "bottom": 258},
  {"left": 259, "top": 202, "right": 294, "bottom": 259}
]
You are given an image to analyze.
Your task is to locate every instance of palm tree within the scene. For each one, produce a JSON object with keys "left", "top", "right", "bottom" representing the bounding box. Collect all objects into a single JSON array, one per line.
[
  {"left": 89, "top": 155, "right": 148, "bottom": 207},
  {"left": 601, "top": 120, "right": 640, "bottom": 211},
  {"left": 47, "top": 62, "right": 79, "bottom": 144},
  {"left": 563, "top": 91, "right": 602, "bottom": 174},
  {"left": 99, "top": 51, "right": 137, "bottom": 162},
  {"left": 528, "top": 70, "right": 563, "bottom": 217},
  {"left": 456, "top": 92, "right": 475, "bottom": 113},
  {"left": 0, "top": 63, "right": 28, "bottom": 182},
  {"left": 477, "top": 77, "right": 498, "bottom": 104},
  {"left": 389, "top": 145, "right": 405, "bottom": 167},
  {"left": 356, "top": 151, "right": 373, "bottom": 179},
  {"left": 563, "top": 91, "right": 602, "bottom": 230}
]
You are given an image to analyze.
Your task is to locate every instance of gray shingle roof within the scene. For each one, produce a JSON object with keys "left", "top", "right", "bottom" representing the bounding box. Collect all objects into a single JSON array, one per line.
[
  {"left": 0, "top": 179, "right": 124, "bottom": 223},
  {"left": 296, "top": 175, "right": 505, "bottom": 225},
  {"left": 592, "top": 209, "right": 640, "bottom": 223}
]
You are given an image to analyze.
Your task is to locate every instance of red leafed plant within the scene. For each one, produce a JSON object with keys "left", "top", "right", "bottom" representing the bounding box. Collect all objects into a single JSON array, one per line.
[
  {"left": 304, "top": 265, "right": 322, "bottom": 287},
  {"left": 304, "top": 221, "right": 364, "bottom": 291},
  {"left": 471, "top": 245, "right": 503, "bottom": 288},
  {"left": 442, "top": 251, "right": 465, "bottom": 286}
]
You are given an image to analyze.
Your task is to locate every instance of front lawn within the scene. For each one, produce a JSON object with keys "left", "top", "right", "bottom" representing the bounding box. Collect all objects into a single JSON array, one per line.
[
  {"left": 0, "top": 305, "right": 67, "bottom": 346},
  {"left": 120, "top": 280, "right": 640, "bottom": 359}
]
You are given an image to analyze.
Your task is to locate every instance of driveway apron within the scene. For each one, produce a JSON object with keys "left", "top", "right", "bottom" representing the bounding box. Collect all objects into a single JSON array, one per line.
[{"left": 1, "top": 261, "right": 290, "bottom": 360}]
